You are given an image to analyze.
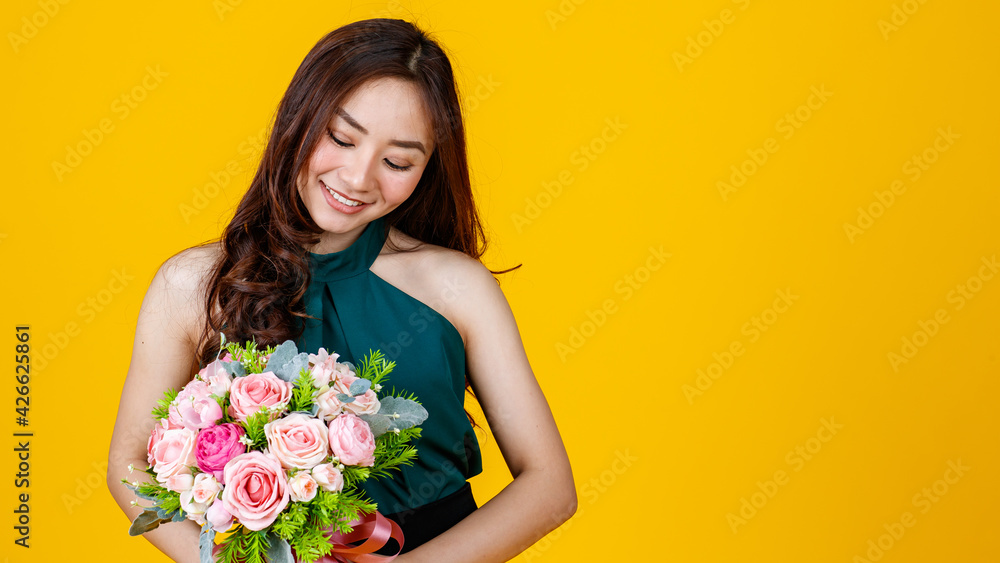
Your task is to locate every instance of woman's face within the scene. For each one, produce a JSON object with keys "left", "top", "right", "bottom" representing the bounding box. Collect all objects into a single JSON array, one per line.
[{"left": 297, "top": 77, "right": 435, "bottom": 253}]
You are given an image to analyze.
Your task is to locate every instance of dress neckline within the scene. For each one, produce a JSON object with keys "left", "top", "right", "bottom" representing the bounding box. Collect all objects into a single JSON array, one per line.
[{"left": 307, "top": 217, "right": 388, "bottom": 282}]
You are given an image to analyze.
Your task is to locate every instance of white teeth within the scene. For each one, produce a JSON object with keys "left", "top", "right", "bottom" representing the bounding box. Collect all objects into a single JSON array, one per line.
[{"left": 324, "top": 184, "right": 363, "bottom": 207}]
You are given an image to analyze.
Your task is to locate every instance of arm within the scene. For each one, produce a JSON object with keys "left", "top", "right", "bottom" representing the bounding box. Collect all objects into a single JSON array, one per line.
[
  {"left": 106, "top": 247, "right": 217, "bottom": 563},
  {"left": 398, "top": 258, "right": 577, "bottom": 562}
]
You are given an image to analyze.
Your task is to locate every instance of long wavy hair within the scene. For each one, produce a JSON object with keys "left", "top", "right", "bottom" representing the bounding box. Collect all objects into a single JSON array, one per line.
[{"left": 194, "top": 19, "right": 505, "bottom": 422}]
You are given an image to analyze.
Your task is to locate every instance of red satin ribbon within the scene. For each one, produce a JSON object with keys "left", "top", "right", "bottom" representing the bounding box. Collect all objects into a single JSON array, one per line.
[
  {"left": 210, "top": 511, "right": 404, "bottom": 563},
  {"left": 315, "top": 511, "right": 404, "bottom": 563}
]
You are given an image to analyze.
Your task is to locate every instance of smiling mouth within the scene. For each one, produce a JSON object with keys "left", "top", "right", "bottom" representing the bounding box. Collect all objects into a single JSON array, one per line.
[{"left": 321, "top": 181, "right": 366, "bottom": 207}]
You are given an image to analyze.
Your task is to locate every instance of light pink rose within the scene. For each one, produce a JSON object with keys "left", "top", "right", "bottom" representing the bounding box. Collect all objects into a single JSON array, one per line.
[
  {"left": 165, "top": 473, "right": 194, "bottom": 493},
  {"left": 311, "top": 463, "right": 344, "bottom": 493},
  {"left": 191, "top": 473, "right": 222, "bottom": 505},
  {"left": 228, "top": 371, "right": 293, "bottom": 422},
  {"left": 205, "top": 501, "right": 233, "bottom": 532},
  {"left": 180, "top": 489, "right": 210, "bottom": 525},
  {"left": 150, "top": 427, "right": 198, "bottom": 483},
  {"left": 328, "top": 413, "right": 375, "bottom": 467},
  {"left": 308, "top": 350, "right": 340, "bottom": 388},
  {"left": 146, "top": 418, "right": 180, "bottom": 466},
  {"left": 197, "top": 359, "right": 233, "bottom": 396},
  {"left": 264, "top": 413, "right": 329, "bottom": 470},
  {"left": 314, "top": 386, "right": 347, "bottom": 421},
  {"left": 169, "top": 380, "right": 224, "bottom": 431},
  {"left": 221, "top": 452, "right": 290, "bottom": 531},
  {"left": 288, "top": 471, "right": 319, "bottom": 502},
  {"left": 343, "top": 389, "right": 380, "bottom": 416}
]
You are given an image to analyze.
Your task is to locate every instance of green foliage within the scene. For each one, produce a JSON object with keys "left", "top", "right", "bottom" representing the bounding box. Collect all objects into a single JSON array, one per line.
[
  {"left": 369, "top": 427, "right": 421, "bottom": 481},
  {"left": 222, "top": 338, "right": 277, "bottom": 375},
  {"left": 241, "top": 409, "right": 270, "bottom": 450},
  {"left": 152, "top": 388, "right": 178, "bottom": 420},
  {"left": 273, "top": 489, "right": 379, "bottom": 563},
  {"left": 217, "top": 526, "right": 272, "bottom": 563},
  {"left": 355, "top": 349, "right": 395, "bottom": 387},
  {"left": 288, "top": 368, "right": 318, "bottom": 413}
]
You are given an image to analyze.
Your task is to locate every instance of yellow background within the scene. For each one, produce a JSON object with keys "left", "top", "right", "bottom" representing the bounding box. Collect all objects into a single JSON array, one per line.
[{"left": 2, "top": 0, "right": 998, "bottom": 561}]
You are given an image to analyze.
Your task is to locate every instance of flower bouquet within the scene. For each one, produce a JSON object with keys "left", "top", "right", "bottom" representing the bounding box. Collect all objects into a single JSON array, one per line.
[{"left": 122, "top": 336, "right": 428, "bottom": 563}]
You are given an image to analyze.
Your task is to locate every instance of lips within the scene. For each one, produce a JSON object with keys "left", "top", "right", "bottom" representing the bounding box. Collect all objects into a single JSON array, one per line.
[{"left": 321, "top": 181, "right": 367, "bottom": 207}]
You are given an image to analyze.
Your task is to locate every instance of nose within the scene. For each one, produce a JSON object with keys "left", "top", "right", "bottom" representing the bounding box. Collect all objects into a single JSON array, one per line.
[{"left": 337, "top": 149, "right": 377, "bottom": 194}]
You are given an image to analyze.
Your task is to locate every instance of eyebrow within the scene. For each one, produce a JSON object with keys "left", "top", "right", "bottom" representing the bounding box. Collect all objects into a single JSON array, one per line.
[{"left": 334, "top": 107, "right": 427, "bottom": 155}]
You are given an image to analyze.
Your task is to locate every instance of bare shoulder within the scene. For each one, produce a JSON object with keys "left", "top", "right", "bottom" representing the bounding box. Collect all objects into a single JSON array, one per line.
[
  {"left": 157, "top": 242, "right": 221, "bottom": 293},
  {"left": 141, "top": 242, "right": 222, "bottom": 347}
]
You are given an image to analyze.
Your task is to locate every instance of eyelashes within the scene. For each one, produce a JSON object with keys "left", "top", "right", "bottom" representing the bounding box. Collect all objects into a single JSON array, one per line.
[{"left": 327, "top": 129, "right": 412, "bottom": 172}]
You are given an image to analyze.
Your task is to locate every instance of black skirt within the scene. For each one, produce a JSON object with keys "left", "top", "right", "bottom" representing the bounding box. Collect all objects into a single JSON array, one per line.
[{"left": 378, "top": 482, "right": 478, "bottom": 554}]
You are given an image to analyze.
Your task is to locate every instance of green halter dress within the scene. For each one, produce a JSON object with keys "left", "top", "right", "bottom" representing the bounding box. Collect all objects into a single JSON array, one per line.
[{"left": 295, "top": 216, "right": 482, "bottom": 549}]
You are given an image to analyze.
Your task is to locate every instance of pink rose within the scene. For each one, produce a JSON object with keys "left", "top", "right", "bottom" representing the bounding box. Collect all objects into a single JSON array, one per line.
[
  {"left": 314, "top": 386, "right": 347, "bottom": 421},
  {"left": 328, "top": 413, "right": 375, "bottom": 467},
  {"left": 343, "top": 389, "right": 380, "bottom": 416},
  {"left": 191, "top": 473, "right": 222, "bottom": 505},
  {"left": 195, "top": 423, "right": 246, "bottom": 483},
  {"left": 169, "top": 381, "right": 223, "bottom": 430},
  {"left": 166, "top": 473, "right": 194, "bottom": 493},
  {"left": 264, "top": 413, "right": 330, "bottom": 470},
  {"left": 311, "top": 463, "right": 344, "bottom": 493},
  {"left": 146, "top": 418, "right": 180, "bottom": 466},
  {"left": 288, "top": 471, "right": 319, "bottom": 502},
  {"left": 150, "top": 427, "right": 198, "bottom": 483},
  {"left": 206, "top": 501, "right": 233, "bottom": 532},
  {"left": 197, "top": 359, "right": 233, "bottom": 396},
  {"left": 228, "top": 371, "right": 293, "bottom": 422},
  {"left": 308, "top": 351, "right": 340, "bottom": 388},
  {"left": 221, "top": 452, "right": 290, "bottom": 531}
]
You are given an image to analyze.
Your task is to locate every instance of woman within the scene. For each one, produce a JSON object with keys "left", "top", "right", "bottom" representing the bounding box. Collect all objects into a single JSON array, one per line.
[{"left": 107, "top": 17, "right": 576, "bottom": 562}]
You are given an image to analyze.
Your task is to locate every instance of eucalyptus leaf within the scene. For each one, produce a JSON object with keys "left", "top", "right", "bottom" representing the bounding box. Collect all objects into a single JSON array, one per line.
[
  {"left": 223, "top": 361, "right": 246, "bottom": 377},
  {"left": 309, "top": 403, "right": 320, "bottom": 417},
  {"left": 336, "top": 393, "right": 356, "bottom": 404},
  {"left": 128, "top": 508, "right": 163, "bottom": 536},
  {"left": 171, "top": 509, "right": 186, "bottom": 522},
  {"left": 123, "top": 482, "right": 159, "bottom": 502},
  {"left": 200, "top": 528, "right": 216, "bottom": 563},
  {"left": 359, "top": 413, "right": 391, "bottom": 438},
  {"left": 349, "top": 378, "right": 372, "bottom": 396},
  {"left": 265, "top": 533, "right": 294, "bottom": 563},
  {"left": 380, "top": 396, "right": 429, "bottom": 431},
  {"left": 264, "top": 340, "right": 299, "bottom": 373}
]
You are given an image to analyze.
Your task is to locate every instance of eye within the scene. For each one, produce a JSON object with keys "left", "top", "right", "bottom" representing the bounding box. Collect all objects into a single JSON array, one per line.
[
  {"left": 384, "top": 159, "right": 412, "bottom": 172},
  {"left": 327, "top": 129, "right": 352, "bottom": 147}
]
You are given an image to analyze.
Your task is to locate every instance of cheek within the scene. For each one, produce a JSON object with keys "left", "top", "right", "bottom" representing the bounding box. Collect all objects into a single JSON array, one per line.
[{"left": 381, "top": 175, "right": 421, "bottom": 205}]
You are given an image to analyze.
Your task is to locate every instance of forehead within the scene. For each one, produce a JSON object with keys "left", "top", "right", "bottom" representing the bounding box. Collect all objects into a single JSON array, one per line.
[{"left": 334, "top": 77, "right": 434, "bottom": 141}]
